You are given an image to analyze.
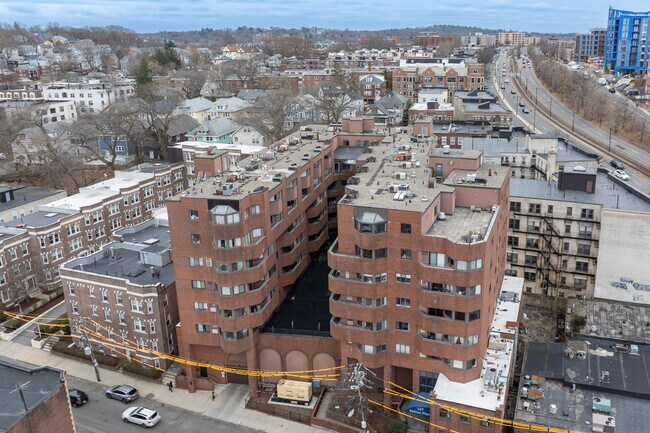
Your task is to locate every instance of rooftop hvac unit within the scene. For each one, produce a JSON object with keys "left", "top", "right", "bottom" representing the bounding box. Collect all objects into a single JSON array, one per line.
[
  {"left": 467, "top": 173, "right": 477, "bottom": 183},
  {"left": 438, "top": 212, "right": 447, "bottom": 220},
  {"left": 442, "top": 145, "right": 450, "bottom": 154},
  {"left": 394, "top": 172, "right": 407, "bottom": 180},
  {"left": 222, "top": 183, "right": 234, "bottom": 196}
]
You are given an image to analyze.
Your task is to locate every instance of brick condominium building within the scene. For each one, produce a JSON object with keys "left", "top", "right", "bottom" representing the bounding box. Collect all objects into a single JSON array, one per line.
[{"left": 168, "top": 117, "right": 523, "bottom": 430}]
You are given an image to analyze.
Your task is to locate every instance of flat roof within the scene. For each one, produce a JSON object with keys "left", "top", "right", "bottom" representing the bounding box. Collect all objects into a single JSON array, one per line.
[
  {"left": 172, "top": 125, "right": 336, "bottom": 201},
  {"left": 341, "top": 135, "right": 448, "bottom": 212},
  {"left": 0, "top": 359, "right": 65, "bottom": 432},
  {"left": 427, "top": 207, "right": 496, "bottom": 244},
  {"left": 570, "top": 300, "right": 650, "bottom": 345},
  {"left": 509, "top": 174, "right": 650, "bottom": 213},
  {"left": 171, "top": 140, "right": 266, "bottom": 156},
  {"left": 63, "top": 220, "right": 173, "bottom": 287},
  {"left": 0, "top": 227, "right": 28, "bottom": 242},
  {"left": 0, "top": 186, "right": 65, "bottom": 213},
  {"left": 19, "top": 208, "right": 78, "bottom": 228},
  {"left": 443, "top": 163, "right": 509, "bottom": 189},
  {"left": 434, "top": 276, "right": 524, "bottom": 412}
]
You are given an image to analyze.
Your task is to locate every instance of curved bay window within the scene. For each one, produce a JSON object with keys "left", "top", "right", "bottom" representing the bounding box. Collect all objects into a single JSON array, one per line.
[
  {"left": 354, "top": 211, "right": 387, "bottom": 234},
  {"left": 211, "top": 204, "right": 241, "bottom": 225}
]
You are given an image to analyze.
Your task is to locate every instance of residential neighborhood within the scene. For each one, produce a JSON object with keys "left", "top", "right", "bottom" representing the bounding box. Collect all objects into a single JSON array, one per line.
[{"left": 1, "top": 3, "right": 650, "bottom": 433}]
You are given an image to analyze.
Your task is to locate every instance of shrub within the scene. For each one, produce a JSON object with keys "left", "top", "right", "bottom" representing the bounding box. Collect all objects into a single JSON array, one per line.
[
  {"left": 570, "top": 315, "right": 587, "bottom": 333},
  {"left": 0, "top": 302, "right": 7, "bottom": 322},
  {"left": 389, "top": 423, "right": 408, "bottom": 433},
  {"left": 121, "top": 360, "right": 163, "bottom": 379},
  {"left": 3, "top": 318, "right": 22, "bottom": 330},
  {"left": 51, "top": 340, "right": 121, "bottom": 368}
]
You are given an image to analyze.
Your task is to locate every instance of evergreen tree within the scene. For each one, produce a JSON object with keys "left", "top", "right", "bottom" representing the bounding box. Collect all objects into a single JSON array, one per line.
[{"left": 135, "top": 57, "right": 153, "bottom": 86}]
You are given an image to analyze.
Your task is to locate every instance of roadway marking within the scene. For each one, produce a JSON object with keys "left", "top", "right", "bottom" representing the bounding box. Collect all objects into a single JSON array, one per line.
[{"left": 76, "top": 422, "right": 108, "bottom": 433}]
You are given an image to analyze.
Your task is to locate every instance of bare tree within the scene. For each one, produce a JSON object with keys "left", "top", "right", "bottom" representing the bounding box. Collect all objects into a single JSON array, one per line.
[
  {"left": 307, "top": 68, "right": 360, "bottom": 124},
  {"left": 134, "top": 83, "right": 183, "bottom": 160},
  {"left": 236, "top": 89, "right": 299, "bottom": 143}
]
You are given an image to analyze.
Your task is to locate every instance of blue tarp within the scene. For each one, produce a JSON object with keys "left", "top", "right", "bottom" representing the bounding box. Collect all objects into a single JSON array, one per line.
[{"left": 403, "top": 393, "right": 431, "bottom": 417}]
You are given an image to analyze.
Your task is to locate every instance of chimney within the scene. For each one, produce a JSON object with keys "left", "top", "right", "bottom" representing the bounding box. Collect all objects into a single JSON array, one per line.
[{"left": 488, "top": 168, "right": 492, "bottom": 176}]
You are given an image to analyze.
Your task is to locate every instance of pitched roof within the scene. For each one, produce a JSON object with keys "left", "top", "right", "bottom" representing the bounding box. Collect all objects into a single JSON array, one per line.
[
  {"left": 157, "top": 114, "right": 200, "bottom": 137},
  {"left": 211, "top": 97, "right": 249, "bottom": 112},
  {"left": 189, "top": 117, "right": 240, "bottom": 138},
  {"left": 178, "top": 97, "right": 213, "bottom": 113},
  {"left": 378, "top": 91, "right": 408, "bottom": 108}
]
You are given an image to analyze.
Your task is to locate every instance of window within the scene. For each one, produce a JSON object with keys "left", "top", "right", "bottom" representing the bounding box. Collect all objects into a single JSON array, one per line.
[
  {"left": 220, "top": 284, "right": 245, "bottom": 296},
  {"left": 395, "top": 344, "right": 410, "bottom": 354},
  {"left": 419, "top": 371, "right": 437, "bottom": 393},
  {"left": 189, "top": 257, "right": 204, "bottom": 267},
  {"left": 480, "top": 419, "right": 493, "bottom": 428},
  {"left": 194, "top": 302, "right": 208, "bottom": 311},
  {"left": 396, "top": 297, "right": 411, "bottom": 307},
  {"left": 579, "top": 226, "right": 593, "bottom": 238},
  {"left": 460, "top": 415, "right": 471, "bottom": 424},
  {"left": 576, "top": 261, "right": 589, "bottom": 272},
  {"left": 355, "top": 246, "right": 387, "bottom": 259},
  {"left": 581, "top": 208, "right": 594, "bottom": 219},
  {"left": 524, "top": 271, "right": 536, "bottom": 282},
  {"left": 400, "top": 223, "right": 412, "bottom": 234},
  {"left": 396, "top": 273, "right": 411, "bottom": 283},
  {"left": 439, "top": 409, "right": 451, "bottom": 419},
  {"left": 509, "top": 219, "right": 520, "bottom": 230},
  {"left": 189, "top": 210, "right": 199, "bottom": 220},
  {"left": 191, "top": 233, "right": 201, "bottom": 244},
  {"left": 509, "top": 201, "right": 521, "bottom": 212},
  {"left": 528, "top": 203, "right": 541, "bottom": 214},
  {"left": 566, "top": 206, "right": 573, "bottom": 216},
  {"left": 400, "top": 249, "right": 411, "bottom": 259},
  {"left": 547, "top": 205, "right": 554, "bottom": 214},
  {"left": 191, "top": 280, "right": 206, "bottom": 289},
  {"left": 131, "top": 299, "right": 143, "bottom": 312},
  {"left": 195, "top": 323, "right": 209, "bottom": 333},
  {"left": 115, "top": 292, "right": 123, "bottom": 305},
  {"left": 577, "top": 243, "right": 591, "bottom": 255},
  {"left": 508, "top": 236, "right": 519, "bottom": 246},
  {"left": 103, "top": 308, "right": 111, "bottom": 321},
  {"left": 396, "top": 321, "right": 410, "bottom": 331},
  {"left": 507, "top": 252, "right": 518, "bottom": 263}
]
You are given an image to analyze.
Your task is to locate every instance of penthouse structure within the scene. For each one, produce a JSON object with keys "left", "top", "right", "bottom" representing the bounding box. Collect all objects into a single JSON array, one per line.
[
  {"left": 60, "top": 210, "right": 178, "bottom": 369},
  {"left": 1, "top": 164, "right": 185, "bottom": 300}
]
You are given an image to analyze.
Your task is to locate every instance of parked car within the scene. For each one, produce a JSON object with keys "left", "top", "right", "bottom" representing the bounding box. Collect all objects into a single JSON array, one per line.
[
  {"left": 122, "top": 407, "right": 161, "bottom": 428},
  {"left": 69, "top": 389, "right": 89, "bottom": 407},
  {"left": 608, "top": 87, "right": 616, "bottom": 93},
  {"left": 106, "top": 385, "right": 139, "bottom": 403},
  {"left": 519, "top": 101, "right": 526, "bottom": 107},
  {"left": 610, "top": 159, "right": 625, "bottom": 170},
  {"left": 511, "top": 89, "right": 517, "bottom": 95},
  {"left": 522, "top": 107, "right": 530, "bottom": 114},
  {"left": 613, "top": 169, "right": 630, "bottom": 181}
]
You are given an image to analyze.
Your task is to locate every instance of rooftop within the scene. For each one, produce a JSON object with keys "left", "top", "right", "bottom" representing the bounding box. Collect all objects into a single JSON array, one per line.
[
  {"left": 62, "top": 216, "right": 174, "bottom": 287},
  {"left": 341, "top": 135, "right": 448, "bottom": 212},
  {"left": 569, "top": 300, "right": 650, "bottom": 345},
  {"left": 515, "top": 338, "right": 650, "bottom": 432},
  {"left": 0, "top": 185, "right": 66, "bottom": 214},
  {"left": 19, "top": 208, "right": 78, "bottom": 229},
  {"left": 509, "top": 173, "right": 650, "bottom": 213},
  {"left": 172, "top": 125, "right": 336, "bottom": 201},
  {"left": 0, "top": 227, "right": 28, "bottom": 243},
  {"left": 427, "top": 206, "right": 496, "bottom": 244},
  {"left": 434, "top": 276, "right": 523, "bottom": 412},
  {"left": 443, "top": 163, "right": 509, "bottom": 189},
  {"left": 0, "top": 359, "right": 65, "bottom": 433}
]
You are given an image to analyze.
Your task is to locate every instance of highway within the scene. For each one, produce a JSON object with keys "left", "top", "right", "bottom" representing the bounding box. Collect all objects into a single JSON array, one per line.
[{"left": 487, "top": 49, "right": 650, "bottom": 195}]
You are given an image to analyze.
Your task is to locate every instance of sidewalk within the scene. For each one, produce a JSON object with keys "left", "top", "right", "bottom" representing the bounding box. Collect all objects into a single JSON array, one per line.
[{"left": 0, "top": 340, "right": 331, "bottom": 433}]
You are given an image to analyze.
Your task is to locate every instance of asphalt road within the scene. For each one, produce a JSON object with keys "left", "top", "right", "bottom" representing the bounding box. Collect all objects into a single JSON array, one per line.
[
  {"left": 12, "top": 301, "right": 67, "bottom": 346},
  {"left": 70, "top": 377, "right": 261, "bottom": 433},
  {"left": 487, "top": 49, "right": 650, "bottom": 195}
]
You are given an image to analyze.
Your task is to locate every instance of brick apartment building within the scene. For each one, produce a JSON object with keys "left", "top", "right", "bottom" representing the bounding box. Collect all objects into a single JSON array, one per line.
[
  {"left": 497, "top": 32, "right": 527, "bottom": 46},
  {"left": 414, "top": 33, "right": 455, "bottom": 48},
  {"left": 167, "top": 117, "right": 523, "bottom": 430},
  {"left": 60, "top": 212, "right": 179, "bottom": 368},
  {"left": 0, "top": 227, "right": 33, "bottom": 306},
  {"left": 0, "top": 164, "right": 185, "bottom": 303},
  {"left": 392, "top": 62, "right": 485, "bottom": 100}
]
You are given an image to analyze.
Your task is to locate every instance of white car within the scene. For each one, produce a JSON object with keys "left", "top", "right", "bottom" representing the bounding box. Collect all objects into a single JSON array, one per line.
[
  {"left": 613, "top": 170, "right": 630, "bottom": 181},
  {"left": 122, "top": 407, "right": 161, "bottom": 428}
]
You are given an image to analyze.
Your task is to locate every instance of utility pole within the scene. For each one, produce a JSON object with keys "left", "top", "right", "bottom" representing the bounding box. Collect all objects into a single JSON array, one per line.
[
  {"left": 75, "top": 319, "right": 101, "bottom": 382},
  {"left": 535, "top": 86, "right": 538, "bottom": 105},
  {"left": 533, "top": 109, "right": 537, "bottom": 130},
  {"left": 549, "top": 96, "right": 553, "bottom": 117}
]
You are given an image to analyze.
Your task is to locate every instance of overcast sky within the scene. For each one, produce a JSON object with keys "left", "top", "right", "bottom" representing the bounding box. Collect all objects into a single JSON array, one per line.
[{"left": 1, "top": 0, "right": 649, "bottom": 34}]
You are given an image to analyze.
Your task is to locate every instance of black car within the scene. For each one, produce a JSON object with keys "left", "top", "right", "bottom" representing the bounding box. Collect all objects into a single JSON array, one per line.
[
  {"left": 608, "top": 87, "right": 616, "bottom": 93},
  {"left": 610, "top": 159, "right": 625, "bottom": 170},
  {"left": 69, "top": 389, "right": 89, "bottom": 407}
]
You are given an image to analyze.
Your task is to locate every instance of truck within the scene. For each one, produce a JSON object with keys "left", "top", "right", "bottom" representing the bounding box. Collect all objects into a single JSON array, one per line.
[
  {"left": 597, "top": 77, "right": 607, "bottom": 86},
  {"left": 276, "top": 379, "right": 313, "bottom": 405}
]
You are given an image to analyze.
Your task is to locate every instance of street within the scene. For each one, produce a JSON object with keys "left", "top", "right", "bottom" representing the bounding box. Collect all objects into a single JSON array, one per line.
[
  {"left": 487, "top": 49, "right": 650, "bottom": 194},
  {"left": 70, "top": 377, "right": 262, "bottom": 433}
]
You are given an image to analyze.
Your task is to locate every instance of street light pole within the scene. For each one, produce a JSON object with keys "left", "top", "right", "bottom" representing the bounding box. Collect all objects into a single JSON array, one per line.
[
  {"left": 572, "top": 111, "right": 575, "bottom": 132},
  {"left": 535, "top": 87, "right": 538, "bottom": 105},
  {"left": 549, "top": 96, "right": 553, "bottom": 117},
  {"left": 533, "top": 109, "right": 536, "bottom": 130},
  {"left": 608, "top": 128, "right": 612, "bottom": 152}
]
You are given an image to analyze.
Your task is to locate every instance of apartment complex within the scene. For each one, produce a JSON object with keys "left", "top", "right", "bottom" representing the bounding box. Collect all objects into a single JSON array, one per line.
[
  {"left": 575, "top": 29, "right": 606, "bottom": 62},
  {"left": 60, "top": 211, "right": 178, "bottom": 368},
  {"left": 605, "top": 7, "right": 650, "bottom": 75},
  {"left": 167, "top": 117, "right": 523, "bottom": 431},
  {"left": 0, "top": 185, "right": 66, "bottom": 224},
  {"left": 392, "top": 62, "right": 485, "bottom": 100},
  {"left": 497, "top": 32, "right": 527, "bottom": 46},
  {"left": 461, "top": 33, "right": 497, "bottom": 48},
  {"left": 0, "top": 227, "right": 33, "bottom": 305},
  {"left": 0, "top": 164, "right": 185, "bottom": 304},
  {"left": 506, "top": 167, "right": 650, "bottom": 298}
]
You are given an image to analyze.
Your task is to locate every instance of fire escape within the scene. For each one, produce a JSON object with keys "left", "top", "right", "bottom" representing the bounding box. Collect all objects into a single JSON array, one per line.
[{"left": 538, "top": 215, "right": 564, "bottom": 296}]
